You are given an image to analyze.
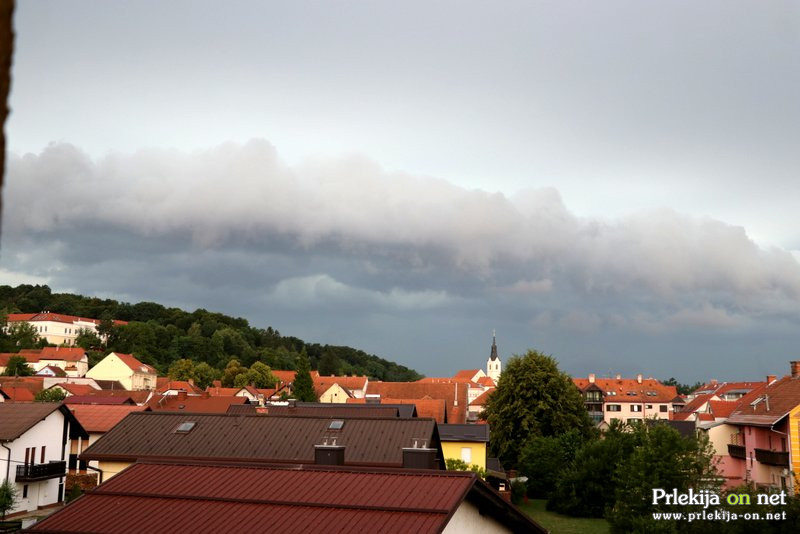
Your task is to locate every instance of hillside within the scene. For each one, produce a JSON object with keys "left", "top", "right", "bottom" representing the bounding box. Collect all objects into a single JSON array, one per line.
[{"left": 0, "top": 284, "right": 423, "bottom": 381}]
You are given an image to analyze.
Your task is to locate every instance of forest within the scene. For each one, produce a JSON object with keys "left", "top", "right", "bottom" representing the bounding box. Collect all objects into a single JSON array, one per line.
[{"left": 0, "top": 284, "right": 422, "bottom": 382}]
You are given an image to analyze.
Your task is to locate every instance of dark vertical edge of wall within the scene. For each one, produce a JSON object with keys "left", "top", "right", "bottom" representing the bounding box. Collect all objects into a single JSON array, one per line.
[{"left": 0, "top": 0, "right": 14, "bottom": 239}]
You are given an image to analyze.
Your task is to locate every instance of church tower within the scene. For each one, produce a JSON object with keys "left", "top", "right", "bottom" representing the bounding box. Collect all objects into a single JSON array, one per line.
[{"left": 487, "top": 330, "right": 502, "bottom": 383}]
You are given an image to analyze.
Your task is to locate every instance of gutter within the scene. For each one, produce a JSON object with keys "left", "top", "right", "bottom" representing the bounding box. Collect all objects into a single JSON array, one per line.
[
  {"left": 86, "top": 464, "right": 104, "bottom": 485},
  {"left": 1, "top": 442, "right": 10, "bottom": 481}
]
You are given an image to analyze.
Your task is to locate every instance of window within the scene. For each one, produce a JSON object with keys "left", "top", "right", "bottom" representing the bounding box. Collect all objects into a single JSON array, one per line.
[
  {"left": 631, "top": 405, "right": 642, "bottom": 412},
  {"left": 627, "top": 418, "right": 640, "bottom": 424},
  {"left": 646, "top": 405, "right": 653, "bottom": 409},
  {"left": 328, "top": 420, "right": 344, "bottom": 430},
  {"left": 660, "top": 405, "right": 668, "bottom": 413},
  {"left": 586, "top": 391, "right": 601, "bottom": 402},
  {"left": 461, "top": 447, "right": 472, "bottom": 463},
  {"left": 607, "top": 404, "right": 621, "bottom": 412},
  {"left": 41, "top": 446, "right": 46, "bottom": 463},
  {"left": 23, "top": 485, "right": 28, "bottom": 498},
  {"left": 175, "top": 422, "right": 196, "bottom": 433}
]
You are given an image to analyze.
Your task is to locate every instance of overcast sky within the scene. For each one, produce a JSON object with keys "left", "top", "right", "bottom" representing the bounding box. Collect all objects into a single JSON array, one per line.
[{"left": 2, "top": 1, "right": 799, "bottom": 381}]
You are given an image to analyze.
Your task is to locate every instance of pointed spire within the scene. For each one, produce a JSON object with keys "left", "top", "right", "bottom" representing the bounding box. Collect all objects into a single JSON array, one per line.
[{"left": 490, "top": 330, "right": 498, "bottom": 361}]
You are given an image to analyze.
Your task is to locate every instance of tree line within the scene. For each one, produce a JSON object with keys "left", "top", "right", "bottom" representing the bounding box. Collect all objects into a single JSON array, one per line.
[{"left": 0, "top": 284, "right": 422, "bottom": 384}]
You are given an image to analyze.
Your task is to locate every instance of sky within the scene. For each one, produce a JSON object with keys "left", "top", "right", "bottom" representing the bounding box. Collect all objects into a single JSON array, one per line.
[{"left": 2, "top": 1, "right": 799, "bottom": 381}]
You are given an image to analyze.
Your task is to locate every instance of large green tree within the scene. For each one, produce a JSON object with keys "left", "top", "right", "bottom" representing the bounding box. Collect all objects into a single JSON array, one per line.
[
  {"left": 0, "top": 479, "right": 18, "bottom": 519},
  {"left": 292, "top": 349, "right": 317, "bottom": 402},
  {"left": 484, "top": 349, "right": 593, "bottom": 468}
]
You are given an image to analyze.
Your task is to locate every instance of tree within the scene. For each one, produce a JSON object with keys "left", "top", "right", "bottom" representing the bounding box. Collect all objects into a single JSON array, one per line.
[
  {"left": 518, "top": 429, "right": 585, "bottom": 499},
  {"left": 318, "top": 351, "right": 341, "bottom": 376},
  {"left": 484, "top": 349, "right": 594, "bottom": 468},
  {"left": 606, "top": 422, "right": 719, "bottom": 533},
  {"left": 4, "top": 321, "right": 40, "bottom": 350},
  {"left": 292, "top": 349, "right": 317, "bottom": 402},
  {"left": 35, "top": 388, "right": 67, "bottom": 402},
  {"left": 193, "top": 362, "right": 219, "bottom": 389},
  {"left": 221, "top": 358, "right": 246, "bottom": 387},
  {"left": 168, "top": 358, "right": 197, "bottom": 381},
  {"left": 445, "top": 458, "right": 487, "bottom": 479},
  {"left": 662, "top": 377, "right": 704, "bottom": 396},
  {"left": 75, "top": 328, "right": 102, "bottom": 351},
  {"left": 0, "top": 478, "right": 18, "bottom": 518},
  {"left": 2, "top": 354, "right": 33, "bottom": 376}
]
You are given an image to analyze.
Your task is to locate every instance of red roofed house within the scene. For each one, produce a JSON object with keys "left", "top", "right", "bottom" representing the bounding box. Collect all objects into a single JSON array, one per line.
[
  {"left": 572, "top": 373, "right": 683, "bottom": 425},
  {"left": 0, "top": 347, "right": 89, "bottom": 377},
  {"left": 85, "top": 352, "right": 157, "bottom": 391},
  {"left": 5, "top": 312, "right": 127, "bottom": 347},
  {"left": 348, "top": 397, "right": 447, "bottom": 423},
  {"left": 365, "top": 382, "right": 469, "bottom": 424},
  {"left": 66, "top": 404, "right": 149, "bottom": 474},
  {"left": 315, "top": 375, "right": 369, "bottom": 403},
  {"left": 29, "top": 462, "right": 545, "bottom": 533},
  {"left": 0, "top": 377, "right": 45, "bottom": 403},
  {"left": 705, "top": 363, "right": 800, "bottom": 492}
]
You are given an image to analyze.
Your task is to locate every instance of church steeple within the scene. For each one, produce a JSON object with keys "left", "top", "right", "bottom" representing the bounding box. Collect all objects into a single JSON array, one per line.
[
  {"left": 487, "top": 330, "right": 502, "bottom": 383},
  {"left": 489, "top": 329, "right": 498, "bottom": 361}
]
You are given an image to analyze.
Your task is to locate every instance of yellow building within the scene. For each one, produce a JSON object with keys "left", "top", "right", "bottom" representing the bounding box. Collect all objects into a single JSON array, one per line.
[
  {"left": 439, "top": 423, "right": 489, "bottom": 470},
  {"left": 85, "top": 352, "right": 157, "bottom": 391}
]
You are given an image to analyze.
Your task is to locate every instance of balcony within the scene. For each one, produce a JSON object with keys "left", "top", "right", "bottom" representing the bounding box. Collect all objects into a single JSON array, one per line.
[
  {"left": 754, "top": 448, "right": 789, "bottom": 467},
  {"left": 15, "top": 461, "right": 67, "bottom": 482},
  {"left": 727, "top": 444, "right": 746, "bottom": 460}
]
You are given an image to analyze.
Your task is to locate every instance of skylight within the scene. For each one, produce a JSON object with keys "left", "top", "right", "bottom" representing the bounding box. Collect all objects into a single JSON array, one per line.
[
  {"left": 175, "top": 421, "right": 196, "bottom": 433},
  {"left": 328, "top": 420, "right": 344, "bottom": 430}
]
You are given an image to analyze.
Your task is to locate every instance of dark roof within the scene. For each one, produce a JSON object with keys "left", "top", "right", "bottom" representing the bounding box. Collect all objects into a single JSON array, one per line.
[
  {"left": 438, "top": 423, "right": 490, "bottom": 442},
  {"left": 265, "top": 402, "right": 402, "bottom": 418},
  {"left": 64, "top": 395, "right": 136, "bottom": 405},
  {"left": 226, "top": 403, "right": 258, "bottom": 415},
  {"left": 28, "top": 462, "right": 545, "bottom": 534},
  {"left": 0, "top": 402, "right": 64, "bottom": 441},
  {"left": 0, "top": 402, "right": 88, "bottom": 442},
  {"left": 81, "top": 412, "right": 443, "bottom": 468}
]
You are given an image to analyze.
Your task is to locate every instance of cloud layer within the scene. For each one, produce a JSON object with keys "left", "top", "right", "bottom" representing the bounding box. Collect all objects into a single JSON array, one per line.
[{"left": 3, "top": 140, "right": 800, "bottom": 378}]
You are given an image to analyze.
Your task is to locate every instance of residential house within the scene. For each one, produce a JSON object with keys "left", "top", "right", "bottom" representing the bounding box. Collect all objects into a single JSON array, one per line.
[
  {"left": 0, "top": 403, "right": 87, "bottom": 516},
  {"left": 717, "top": 362, "right": 800, "bottom": 492},
  {"left": 0, "top": 347, "right": 89, "bottom": 378},
  {"left": 5, "top": 312, "right": 126, "bottom": 347},
  {"left": 348, "top": 396, "right": 445, "bottom": 422},
  {"left": 468, "top": 388, "right": 494, "bottom": 422},
  {"left": 29, "top": 462, "right": 545, "bottom": 533},
  {"left": 0, "top": 377, "right": 44, "bottom": 403},
  {"left": 365, "top": 381, "right": 469, "bottom": 423},
  {"left": 65, "top": 404, "right": 148, "bottom": 473},
  {"left": 80, "top": 412, "right": 445, "bottom": 480},
  {"left": 85, "top": 352, "right": 157, "bottom": 391},
  {"left": 439, "top": 423, "right": 489, "bottom": 470},
  {"left": 572, "top": 373, "right": 682, "bottom": 425}
]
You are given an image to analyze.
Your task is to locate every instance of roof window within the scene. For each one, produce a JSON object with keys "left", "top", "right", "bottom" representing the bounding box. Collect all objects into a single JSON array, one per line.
[
  {"left": 328, "top": 420, "right": 344, "bottom": 430},
  {"left": 175, "top": 422, "right": 196, "bottom": 433}
]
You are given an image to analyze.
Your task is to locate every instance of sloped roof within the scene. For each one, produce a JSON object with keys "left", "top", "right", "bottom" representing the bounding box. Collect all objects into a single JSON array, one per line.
[
  {"left": 36, "top": 365, "right": 68, "bottom": 377},
  {"left": 469, "top": 388, "right": 495, "bottom": 406},
  {"left": 348, "top": 397, "right": 445, "bottom": 422},
  {"left": 68, "top": 404, "right": 148, "bottom": 433},
  {"left": 572, "top": 376, "right": 679, "bottom": 403},
  {"left": 205, "top": 386, "right": 244, "bottom": 396},
  {"left": 0, "top": 377, "right": 45, "bottom": 401},
  {"left": 57, "top": 383, "right": 100, "bottom": 396},
  {"left": 672, "top": 393, "right": 716, "bottom": 421},
  {"left": 266, "top": 403, "right": 400, "bottom": 419},
  {"left": 727, "top": 376, "right": 800, "bottom": 426},
  {"left": 366, "top": 382, "right": 468, "bottom": 423},
  {"left": 74, "top": 389, "right": 152, "bottom": 404},
  {"left": 692, "top": 380, "right": 766, "bottom": 397},
  {"left": 81, "top": 412, "right": 442, "bottom": 468},
  {"left": 7, "top": 312, "right": 127, "bottom": 326},
  {"left": 148, "top": 394, "right": 249, "bottom": 413},
  {"left": 476, "top": 376, "right": 495, "bottom": 387},
  {"left": 25, "top": 347, "right": 88, "bottom": 362},
  {"left": 28, "top": 462, "right": 545, "bottom": 534},
  {"left": 315, "top": 375, "right": 368, "bottom": 391},
  {"left": 0, "top": 386, "right": 36, "bottom": 402},
  {"left": 452, "top": 369, "right": 482, "bottom": 381},
  {"left": 270, "top": 370, "right": 297, "bottom": 385},
  {"left": 708, "top": 400, "right": 738, "bottom": 419},
  {"left": 64, "top": 395, "right": 137, "bottom": 405},
  {"left": 438, "top": 424, "right": 489, "bottom": 442},
  {"left": 156, "top": 379, "right": 203, "bottom": 395},
  {"left": 112, "top": 353, "right": 157, "bottom": 374},
  {"left": 0, "top": 402, "right": 63, "bottom": 441}
]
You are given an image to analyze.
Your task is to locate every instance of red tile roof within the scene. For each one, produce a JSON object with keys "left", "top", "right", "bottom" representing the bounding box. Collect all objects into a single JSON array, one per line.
[
  {"left": 366, "top": 382, "right": 468, "bottom": 423},
  {"left": 476, "top": 376, "right": 496, "bottom": 387},
  {"left": 315, "top": 375, "right": 369, "bottom": 392},
  {"left": 64, "top": 395, "right": 137, "bottom": 405},
  {"left": 348, "top": 397, "right": 446, "bottom": 422},
  {"left": 470, "top": 388, "right": 495, "bottom": 406},
  {"left": 205, "top": 386, "right": 245, "bottom": 397},
  {"left": 35, "top": 365, "right": 68, "bottom": 377},
  {"left": 708, "top": 400, "right": 738, "bottom": 419},
  {"left": 270, "top": 370, "right": 297, "bottom": 385},
  {"left": 7, "top": 312, "right": 127, "bottom": 326},
  {"left": 68, "top": 404, "right": 148, "bottom": 433},
  {"left": 572, "top": 377, "right": 679, "bottom": 403},
  {"left": 727, "top": 376, "right": 800, "bottom": 426},
  {"left": 112, "top": 352, "right": 157, "bottom": 374},
  {"left": 16, "top": 347, "right": 88, "bottom": 362},
  {"left": 452, "top": 369, "right": 482, "bottom": 381},
  {"left": 156, "top": 380, "right": 203, "bottom": 395},
  {"left": 29, "top": 462, "right": 545, "bottom": 534},
  {"left": 56, "top": 383, "right": 98, "bottom": 396},
  {"left": 0, "top": 386, "right": 36, "bottom": 402}
]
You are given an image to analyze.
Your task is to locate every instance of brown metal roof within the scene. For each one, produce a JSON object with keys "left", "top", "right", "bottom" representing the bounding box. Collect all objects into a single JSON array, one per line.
[
  {"left": 80, "top": 412, "right": 443, "bottom": 468},
  {"left": 0, "top": 402, "right": 63, "bottom": 441},
  {"left": 28, "top": 462, "right": 545, "bottom": 534},
  {"left": 265, "top": 403, "right": 401, "bottom": 418},
  {"left": 438, "top": 423, "right": 490, "bottom": 442}
]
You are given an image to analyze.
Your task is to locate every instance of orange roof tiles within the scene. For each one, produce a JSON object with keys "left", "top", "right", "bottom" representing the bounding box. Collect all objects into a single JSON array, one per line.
[
  {"left": 58, "top": 383, "right": 99, "bottom": 396},
  {"left": 314, "top": 375, "right": 368, "bottom": 391},
  {"left": 470, "top": 388, "right": 495, "bottom": 406},
  {"left": 114, "top": 353, "right": 157, "bottom": 374},
  {"left": 7, "top": 312, "right": 127, "bottom": 326},
  {"left": 156, "top": 380, "right": 203, "bottom": 395},
  {"left": 728, "top": 375, "right": 800, "bottom": 426},
  {"left": 68, "top": 404, "right": 148, "bottom": 433},
  {"left": 148, "top": 394, "right": 249, "bottom": 413},
  {"left": 452, "top": 369, "right": 481, "bottom": 381},
  {"left": 366, "top": 381, "right": 468, "bottom": 423},
  {"left": 348, "top": 397, "right": 446, "bottom": 423},
  {"left": 572, "top": 376, "right": 679, "bottom": 403},
  {"left": 205, "top": 386, "right": 244, "bottom": 396}
]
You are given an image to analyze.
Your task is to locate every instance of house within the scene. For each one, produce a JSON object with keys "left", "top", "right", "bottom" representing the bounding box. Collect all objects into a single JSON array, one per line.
[
  {"left": 28, "top": 461, "right": 545, "bottom": 533},
  {"left": 348, "top": 396, "right": 445, "bottom": 422},
  {"left": 468, "top": 388, "right": 494, "bottom": 422},
  {"left": 315, "top": 375, "right": 369, "bottom": 400},
  {"left": 715, "top": 362, "right": 800, "bottom": 492},
  {"left": 316, "top": 381, "right": 352, "bottom": 403},
  {"left": 439, "top": 423, "right": 490, "bottom": 470},
  {"left": 85, "top": 352, "right": 157, "bottom": 391},
  {"left": 65, "top": 404, "right": 148, "bottom": 473},
  {"left": 0, "top": 347, "right": 89, "bottom": 378},
  {"left": 80, "top": 412, "right": 445, "bottom": 480},
  {"left": 5, "top": 312, "right": 126, "bottom": 347},
  {"left": 0, "top": 403, "right": 88, "bottom": 516},
  {"left": 155, "top": 378, "right": 204, "bottom": 396},
  {"left": 572, "top": 373, "right": 682, "bottom": 425},
  {"left": 0, "top": 377, "right": 44, "bottom": 403},
  {"left": 365, "top": 381, "right": 469, "bottom": 423}
]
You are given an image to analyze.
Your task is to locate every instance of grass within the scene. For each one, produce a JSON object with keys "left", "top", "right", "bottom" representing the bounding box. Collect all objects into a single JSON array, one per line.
[{"left": 517, "top": 499, "right": 610, "bottom": 534}]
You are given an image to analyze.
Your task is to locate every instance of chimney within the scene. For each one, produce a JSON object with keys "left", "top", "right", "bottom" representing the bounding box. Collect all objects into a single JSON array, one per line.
[
  {"left": 615, "top": 374, "right": 621, "bottom": 380},
  {"left": 636, "top": 374, "right": 643, "bottom": 384},
  {"left": 791, "top": 361, "right": 800, "bottom": 379},
  {"left": 767, "top": 375, "right": 776, "bottom": 384},
  {"left": 710, "top": 379, "right": 718, "bottom": 386},
  {"left": 177, "top": 391, "right": 188, "bottom": 400},
  {"left": 588, "top": 373, "right": 595, "bottom": 384},
  {"left": 402, "top": 445, "right": 438, "bottom": 470},
  {"left": 315, "top": 441, "right": 345, "bottom": 466}
]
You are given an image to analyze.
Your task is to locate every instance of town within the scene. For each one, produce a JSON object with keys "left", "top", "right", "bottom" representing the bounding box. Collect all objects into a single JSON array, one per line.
[{"left": 2, "top": 308, "right": 799, "bottom": 533}]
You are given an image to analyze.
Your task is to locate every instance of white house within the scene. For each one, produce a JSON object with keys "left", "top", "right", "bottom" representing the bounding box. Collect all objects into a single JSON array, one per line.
[
  {"left": 85, "top": 352, "right": 157, "bottom": 391},
  {"left": 5, "top": 312, "right": 127, "bottom": 347},
  {"left": 0, "top": 403, "right": 88, "bottom": 516}
]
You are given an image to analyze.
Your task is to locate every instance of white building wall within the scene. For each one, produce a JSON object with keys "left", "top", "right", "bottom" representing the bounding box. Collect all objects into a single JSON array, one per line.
[
  {"left": 442, "top": 500, "right": 513, "bottom": 533},
  {"left": 0, "top": 410, "right": 67, "bottom": 515}
]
